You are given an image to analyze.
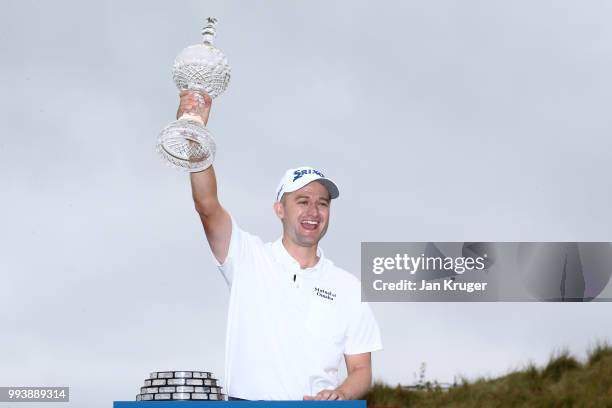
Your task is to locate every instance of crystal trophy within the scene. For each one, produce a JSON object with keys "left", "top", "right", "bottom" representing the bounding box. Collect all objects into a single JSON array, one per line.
[{"left": 157, "top": 17, "right": 231, "bottom": 172}]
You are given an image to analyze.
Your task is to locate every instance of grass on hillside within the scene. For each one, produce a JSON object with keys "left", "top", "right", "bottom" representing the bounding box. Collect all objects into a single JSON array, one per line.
[{"left": 365, "top": 342, "right": 612, "bottom": 407}]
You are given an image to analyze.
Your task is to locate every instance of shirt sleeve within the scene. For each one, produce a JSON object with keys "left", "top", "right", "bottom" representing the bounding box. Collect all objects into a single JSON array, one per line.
[
  {"left": 210, "top": 214, "right": 257, "bottom": 288},
  {"left": 344, "top": 301, "right": 383, "bottom": 355}
]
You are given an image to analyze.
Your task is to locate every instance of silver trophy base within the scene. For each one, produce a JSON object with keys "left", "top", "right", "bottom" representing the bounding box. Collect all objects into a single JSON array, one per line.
[{"left": 137, "top": 371, "right": 226, "bottom": 401}]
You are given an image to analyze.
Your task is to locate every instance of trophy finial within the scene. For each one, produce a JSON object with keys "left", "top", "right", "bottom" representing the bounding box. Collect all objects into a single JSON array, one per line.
[{"left": 202, "top": 17, "right": 218, "bottom": 45}]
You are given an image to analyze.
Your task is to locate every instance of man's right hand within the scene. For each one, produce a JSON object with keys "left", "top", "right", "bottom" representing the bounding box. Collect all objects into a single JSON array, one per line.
[{"left": 177, "top": 90, "right": 212, "bottom": 125}]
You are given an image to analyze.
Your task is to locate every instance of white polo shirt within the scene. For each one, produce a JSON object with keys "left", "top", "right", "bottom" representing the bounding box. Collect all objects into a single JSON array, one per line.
[{"left": 214, "top": 216, "right": 382, "bottom": 400}]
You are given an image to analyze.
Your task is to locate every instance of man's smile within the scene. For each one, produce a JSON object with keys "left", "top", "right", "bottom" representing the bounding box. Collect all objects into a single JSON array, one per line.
[{"left": 300, "top": 219, "right": 320, "bottom": 231}]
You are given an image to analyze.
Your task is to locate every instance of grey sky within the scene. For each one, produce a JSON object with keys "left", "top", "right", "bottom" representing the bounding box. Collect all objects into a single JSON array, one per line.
[{"left": 2, "top": 0, "right": 612, "bottom": 406}]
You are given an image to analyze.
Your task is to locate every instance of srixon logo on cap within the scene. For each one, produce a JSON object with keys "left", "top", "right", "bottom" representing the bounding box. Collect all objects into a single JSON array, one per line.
[{"left": 293, "top": 169, "right": 324, "bottom": 182}]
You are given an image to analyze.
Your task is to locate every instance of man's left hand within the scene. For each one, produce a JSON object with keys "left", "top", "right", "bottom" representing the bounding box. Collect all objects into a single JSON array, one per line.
[{"left": 303, "top": 389, "right": 347, "bottom": 400}]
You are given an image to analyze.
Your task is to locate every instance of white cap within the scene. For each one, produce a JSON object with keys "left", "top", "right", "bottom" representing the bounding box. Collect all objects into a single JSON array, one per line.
[{"left": 275, "top": 166, "right": 339, "bottom": 202}]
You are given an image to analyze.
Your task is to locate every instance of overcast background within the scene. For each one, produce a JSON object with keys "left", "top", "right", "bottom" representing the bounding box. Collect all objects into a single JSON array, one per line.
[{"left": 2, "top": 0, "right": 612, "bottom": 406}]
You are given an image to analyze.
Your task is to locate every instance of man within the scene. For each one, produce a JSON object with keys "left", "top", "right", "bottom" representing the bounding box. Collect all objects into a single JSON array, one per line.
[{"left": 179, "top": 91, "right": 382, "bottom": 401}]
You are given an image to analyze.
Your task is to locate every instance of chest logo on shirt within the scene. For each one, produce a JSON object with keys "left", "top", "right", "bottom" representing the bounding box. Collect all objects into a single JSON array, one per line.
[{"left": 314, "top": 287, "right": 337, "bottom": 301}]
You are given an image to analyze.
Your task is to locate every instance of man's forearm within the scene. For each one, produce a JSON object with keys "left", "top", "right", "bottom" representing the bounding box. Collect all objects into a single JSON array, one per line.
[
  {"left": 191, "top": 166, "right": 220, "bottom": 216},
  {"left": 336, "top": 366, "right": 372, "bottom": 400}
]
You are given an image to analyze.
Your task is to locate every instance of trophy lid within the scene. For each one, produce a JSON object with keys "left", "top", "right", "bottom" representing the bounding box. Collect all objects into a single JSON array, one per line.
[{"left": 171, "top": 17, "right": 231, "bottom": 98}]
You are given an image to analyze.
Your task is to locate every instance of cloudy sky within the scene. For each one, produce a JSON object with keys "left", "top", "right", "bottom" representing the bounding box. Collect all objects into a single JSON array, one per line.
[{"left": 2, "top": 0, "right": 612, "bottom": 406}]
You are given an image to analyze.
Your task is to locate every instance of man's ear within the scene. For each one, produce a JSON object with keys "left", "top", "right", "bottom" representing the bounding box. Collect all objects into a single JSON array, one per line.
[{"left": 273, "top": 201, "right": 284, "bottom": 220}]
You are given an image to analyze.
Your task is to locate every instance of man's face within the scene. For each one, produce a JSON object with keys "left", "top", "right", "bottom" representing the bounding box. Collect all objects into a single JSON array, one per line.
[{"left": 274, "top": 181, "right": 331, "bottom": 248}]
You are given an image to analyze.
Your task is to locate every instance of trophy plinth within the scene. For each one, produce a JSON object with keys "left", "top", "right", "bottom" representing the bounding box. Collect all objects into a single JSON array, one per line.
[
  {"left": 136, "top": 371, "right": 226, "bottom": 401},
  {"left": 157, "top": 17, "right": 231, "bottom": 172}
]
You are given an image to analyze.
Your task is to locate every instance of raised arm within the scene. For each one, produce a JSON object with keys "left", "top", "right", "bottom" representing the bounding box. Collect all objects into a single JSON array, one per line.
[{"left": 178, "top": 91, "right": 232, "bottom": 263}]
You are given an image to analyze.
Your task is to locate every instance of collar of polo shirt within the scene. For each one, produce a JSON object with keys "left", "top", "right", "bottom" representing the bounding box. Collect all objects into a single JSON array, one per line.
[{"left": 271, "top": 239, "right": 326, "bottom": 278}]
